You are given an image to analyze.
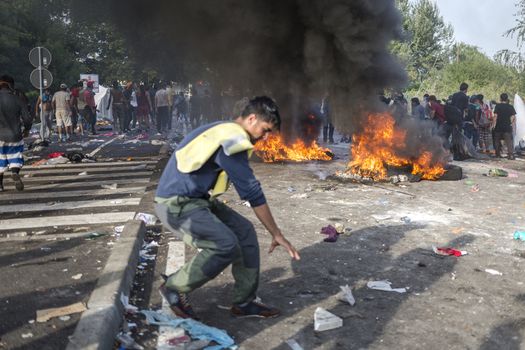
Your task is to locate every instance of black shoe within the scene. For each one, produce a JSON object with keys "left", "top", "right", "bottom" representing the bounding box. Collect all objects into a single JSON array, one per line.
[
  {"left": 159, "top": 283, "right": 198, "bottom": 319},
  {"left": 231, "top": 298, "right": 280, "bottom": 319},
  {"left": 12, "top": 173, "right": 24, "bottom": 191}
]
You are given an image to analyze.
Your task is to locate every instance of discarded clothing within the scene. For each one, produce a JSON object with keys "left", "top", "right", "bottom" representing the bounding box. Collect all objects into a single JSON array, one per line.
[
  {"left": 320, "top": 225, "right": 339, "bottom": 242},
  {"left": 140, "top": 310, "right": 236, "bottom": 350}
]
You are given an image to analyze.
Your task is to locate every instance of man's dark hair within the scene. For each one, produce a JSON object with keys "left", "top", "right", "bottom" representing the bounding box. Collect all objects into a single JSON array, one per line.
[
  {"left": 500, "top": 93, "right": 509, "bottom": 102},
  {"left": 459, "top": 82, "right": 468, "bottom": 91},
  {"left": 428, "top": 95, "right": 437, "bottom": 102},
  {"left": 423, "top": 93, "right": 429, "bottom": 98},
  {"left": 112, "top": 81, "right": 119, "bottom": 89},
  {"left": 411, "top": 97, "right": 420, "bottom": 104},
  {"left": 241, "top": 96, "right": 281, "bottom": 130}
]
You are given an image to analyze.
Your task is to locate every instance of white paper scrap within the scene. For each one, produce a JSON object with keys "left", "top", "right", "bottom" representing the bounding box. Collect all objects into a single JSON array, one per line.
[
  {"left": 485, "top": 269, "right": 503, "bottom": 276},
  {"left": 339, "top": 285, "right": 356, "bottom": 306},
  {"left": 314, "top": 307, "right": 343, "bottom": 331},
  {"left": 367, "top": 280, "right": 407, "bottom": 293}
]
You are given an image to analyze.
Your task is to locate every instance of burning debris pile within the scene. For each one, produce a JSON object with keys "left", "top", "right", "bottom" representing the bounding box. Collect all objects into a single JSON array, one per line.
[
  {"left": 338, "top": 112, "right": 448, "bottom": 182},
  {"left": 254, "top": 134, "right": 333, "bottom": 162}
]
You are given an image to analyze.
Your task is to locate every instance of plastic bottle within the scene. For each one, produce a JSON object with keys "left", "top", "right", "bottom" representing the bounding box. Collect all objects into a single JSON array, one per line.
[{"left": 513, "top": 230, "right": 525, "bottom": 241}]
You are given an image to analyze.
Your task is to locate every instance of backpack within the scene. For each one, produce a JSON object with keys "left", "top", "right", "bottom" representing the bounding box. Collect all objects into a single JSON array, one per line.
[
  {"left": 444, "top": 104, "right": 463, "bottom": 126},
  {"left": 478, "top": 108, "right": 491, "bottom": 127}
]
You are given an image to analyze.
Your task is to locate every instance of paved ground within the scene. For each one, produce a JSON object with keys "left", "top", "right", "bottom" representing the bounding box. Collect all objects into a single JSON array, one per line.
[
  {"left": 0, "top": 129, "right": 164, "bottom": 350},
  {"left": 129, "top": 141, "right": 525, "bottom": 350}
]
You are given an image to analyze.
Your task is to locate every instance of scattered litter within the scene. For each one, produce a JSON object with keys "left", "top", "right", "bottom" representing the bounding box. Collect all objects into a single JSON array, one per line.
[
  {"left": 432, "top": 246, "right": 468, "bottom": 257},
  {"left": 116, "top": 333, "right": 144, "bottom": 350},
  {"left": 40, "top": 247, "right": 51, "bottom": 251},
  {"left": 285, "top": 339, "right": 304, "bottom": 350},
  {"left": 71, "top": 274, "right": 83, "bottom": 280},
  {"left": 46, "top": 156, "right": 69, "bottom": 165},
  {"left": 290, "top": 193, "right": 308, "bottom": 199},
  {"left": 135, "top": 212, "right": 158, "bottom": 225},
  {"left": 36, "top": 302, "right": 86, "bottom": 322},
  {"left": 141, "top": 310, "right": 236, "bottom": 350},
  {"left": 464, "top": 179, "right": 475, "bottom": 185},
  {"left": 47, "top": 152, "right": 65, "bottom": 159},
  {"left": 514, "top": 230, "right": 525, "bottom": 241},
  {"left": 241, "top": 201, "right": 251, "bottom": 207},
  {"left": 320, "top": 225, "right": 339, "bottom": 243},
  {"left": 59, "top": 315, "right": 71, "bottom": 321},
  {"left": 337, "top": 285, "right": 356, "bottom": 306},
  {"left": 371, "top": 214, "right": 392, "bottom": 221},
  {"left": 151, "top": 139, "right": 167, "bottom": 146},
  {"left": 114, "top": 225, "right": 125, "bottom": 234},
  {"left": 471, "top": 184, "right": 480, "bottom": 192},
  {"left": 400, "top": 216, "right": 411, "bottom": 224},
  {"left": 488, "top": 168, "right": 508, "bottom": 177},
  {"left": 143, "top": 240, "right": 160, "bottom": 250},
  {"left": 314, "top": 307, "right": 343, "bottom": 332},
  {"left": 21, "top": 333, "right": 33, "bottom": 339},
  {"left": 110, "top": 199, "right": 123, "bottom": 204},
  {"left": 167, "top": 334, "right": 191, "bottom": 346},
  {"left": 485, "top": 269, "right": 503, "bottom": 276},
  {"left": 101, "top": 183, "right": 118, "bottom": 190},
  {"left": 367, "top": 280, "right": 407, "bottom": 293},
  {"left": 508, "top": 172, "right": 519, "bottom": 178},
  {"left": 78, "top": 171, "right": 88, "bottom": 176},
  {"left": 287, "top": 186, "right": 296, "bottom": 192},
  {"left": 121, "top": 293, "right": 139, "bottom": 314},
  {"left": 86, "top": 232, "right": 106, "bottom": 240}
]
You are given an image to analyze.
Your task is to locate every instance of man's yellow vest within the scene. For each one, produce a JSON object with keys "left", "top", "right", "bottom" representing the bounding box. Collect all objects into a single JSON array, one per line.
[{"left": 175, "top": 122, "right": 254, "bottom": 198}]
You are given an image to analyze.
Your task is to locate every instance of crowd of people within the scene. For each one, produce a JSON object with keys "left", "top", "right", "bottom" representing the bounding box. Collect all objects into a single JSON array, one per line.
[{"left": 391, "top": 83, "right": 519, "bottom": 160}]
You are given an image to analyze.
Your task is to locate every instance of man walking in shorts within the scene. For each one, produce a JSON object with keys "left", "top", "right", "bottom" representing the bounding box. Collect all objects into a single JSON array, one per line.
[{"left": 52, "top": 83, "right": 72, "bottom": 142}]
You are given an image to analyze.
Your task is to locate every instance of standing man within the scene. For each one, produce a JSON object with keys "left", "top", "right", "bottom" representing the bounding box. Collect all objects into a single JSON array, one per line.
[
  {"left": 318, "top": 93, "right": 334, "bottom": 143},
  {"left": 450, "top": 82, "right": 469, "bottom": 119},
  {"left": 35, "top": 88, "right": 53, "bottom": 142},
  {"left": 52, "top": 83, "right": 72, "bottom": 142},
  {"left": 493, "top": 93, "right": 516, "bottom": 160},
  {"left": 155, "top": 82, "right": 170, "bottom": 135},
  {"left": 109, "top": 81, "right": 127, "bottom": 134},
  {"left": 166, "top": 82, "right": 175, "bottom": 130},
  {"left": 0, "top": 75, "right": 32, "bottom": 191},
  {"left": 155, "top": 96, "right": 300, "bottom": 319},
  {"left": 411, "top": 97, "right": 425, "bottom": 120},
  {"left": 82, "top": 81, "right": 97, "bottom": 135}
]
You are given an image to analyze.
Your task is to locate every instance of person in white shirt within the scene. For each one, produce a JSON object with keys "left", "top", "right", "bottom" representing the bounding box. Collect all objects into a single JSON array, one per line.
[
  {"left": 155, "top": 82, "right": 170, "bottom": 134},
  {"left": 52, "top": 83, "right": 72, "bottom": 142}
]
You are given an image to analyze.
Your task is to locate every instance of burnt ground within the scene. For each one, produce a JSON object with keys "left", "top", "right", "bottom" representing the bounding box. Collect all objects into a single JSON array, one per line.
[{"left": 160, "top": 143, "right": 525, "bottom": 350}]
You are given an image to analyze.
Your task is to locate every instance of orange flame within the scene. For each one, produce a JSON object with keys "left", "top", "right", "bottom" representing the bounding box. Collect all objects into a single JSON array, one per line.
[
  {"left": 254, "top": 134, "right": 332, "bottom": 162},
  {"left": 348, "top": 112, "right": 445, "bottom": 180}
]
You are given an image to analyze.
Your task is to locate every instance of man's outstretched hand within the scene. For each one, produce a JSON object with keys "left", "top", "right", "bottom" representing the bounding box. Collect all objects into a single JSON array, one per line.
[{"left": 269, "top": 233, "right": 301, "bottom": 260}]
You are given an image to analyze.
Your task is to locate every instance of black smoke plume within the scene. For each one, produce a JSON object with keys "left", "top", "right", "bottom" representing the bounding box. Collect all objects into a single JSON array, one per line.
[{"left": 71, "top": 0, "right": 407, "bottom": 138}]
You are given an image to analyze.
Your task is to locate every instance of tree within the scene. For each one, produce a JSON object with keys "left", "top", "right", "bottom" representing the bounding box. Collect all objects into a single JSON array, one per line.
[{"left": 392, "top": 0, "right": 454, "bottom": 87}]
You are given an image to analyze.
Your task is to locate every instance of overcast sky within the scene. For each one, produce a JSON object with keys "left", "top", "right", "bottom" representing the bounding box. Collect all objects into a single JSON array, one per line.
[{"left": 428, "top": 0, "right": 521, "bottom": 57}]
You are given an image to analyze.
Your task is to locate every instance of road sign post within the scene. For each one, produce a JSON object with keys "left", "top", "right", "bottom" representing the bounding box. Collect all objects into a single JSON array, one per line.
[{"left": 29, "top": 47, "right": 52, "bottom": 138}]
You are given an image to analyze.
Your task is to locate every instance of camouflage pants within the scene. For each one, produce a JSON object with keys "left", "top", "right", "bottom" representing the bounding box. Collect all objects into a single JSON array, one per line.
[{"left": 155, "top": 198, "right": 260, "bottom": 305}]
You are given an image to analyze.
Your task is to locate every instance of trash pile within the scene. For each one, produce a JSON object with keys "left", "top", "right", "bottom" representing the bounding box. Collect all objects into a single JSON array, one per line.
[{"left": 116, "top": 230, "right": 238, "bottom": 350}]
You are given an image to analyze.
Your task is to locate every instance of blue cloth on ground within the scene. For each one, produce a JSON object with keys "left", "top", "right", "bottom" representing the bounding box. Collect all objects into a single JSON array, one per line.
[{"left": 140, "top": 310, "right": 236, "bottom": 350}]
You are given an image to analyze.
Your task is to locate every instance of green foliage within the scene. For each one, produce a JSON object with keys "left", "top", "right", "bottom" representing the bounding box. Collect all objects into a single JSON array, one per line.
[
  {"left": 397, "top": 0, "right": 524, "bottom": 102},
  {"left": 0, "top": 0, "right": 154, "bottom": 94},
  {"left": 392, "top": 0, "right": 453, "bottom": 86}
]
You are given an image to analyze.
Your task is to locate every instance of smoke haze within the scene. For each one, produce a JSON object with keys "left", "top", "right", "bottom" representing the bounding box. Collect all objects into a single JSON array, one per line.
[{"left": 71, "top": 0, "right": 407, "bottom": 137}]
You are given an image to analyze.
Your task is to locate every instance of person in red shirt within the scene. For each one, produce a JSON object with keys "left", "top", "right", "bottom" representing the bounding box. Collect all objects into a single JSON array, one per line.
[
  {"left": 82, "top": 81, "right": 97, "bottom": 135},
  {"left": 428, "top": 95, "right": 452, "bottom": 148}
]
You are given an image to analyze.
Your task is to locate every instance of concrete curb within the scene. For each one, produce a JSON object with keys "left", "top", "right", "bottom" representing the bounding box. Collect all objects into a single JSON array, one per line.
[{"left": 66, "top": 220, "right": 146, "bottom": 350}]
